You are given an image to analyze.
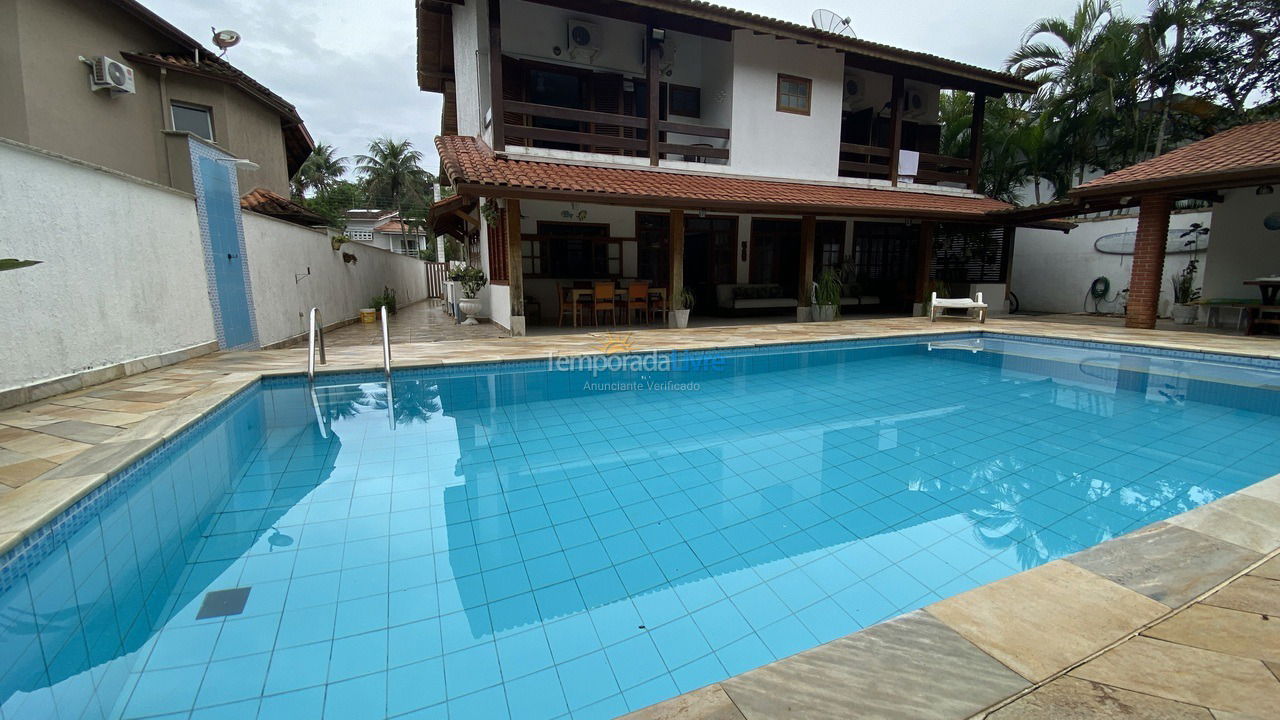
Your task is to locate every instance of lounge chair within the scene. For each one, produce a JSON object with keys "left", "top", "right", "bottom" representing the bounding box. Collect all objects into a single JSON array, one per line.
[{"left": 930, "top": 292, "right": 988, "bottom": 323}]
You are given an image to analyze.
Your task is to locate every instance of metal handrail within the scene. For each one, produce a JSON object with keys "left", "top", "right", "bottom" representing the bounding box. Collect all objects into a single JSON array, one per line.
[
  {"left": 307, "top": 307, "right": 326, "bottom": 381},
  {"left": 380, "top": 305, "right": 392, "bottom": 380}
]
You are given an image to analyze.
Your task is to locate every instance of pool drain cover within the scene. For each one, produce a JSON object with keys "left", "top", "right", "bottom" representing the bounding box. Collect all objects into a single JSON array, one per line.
[{"left": 196, "top": 587, "right": 251, "bottom": 620}]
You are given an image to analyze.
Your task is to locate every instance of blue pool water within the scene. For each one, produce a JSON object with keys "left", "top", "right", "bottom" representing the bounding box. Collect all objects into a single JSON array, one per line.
[{"left": 3, "top": 334, "right": 1279, "bottom": 720}]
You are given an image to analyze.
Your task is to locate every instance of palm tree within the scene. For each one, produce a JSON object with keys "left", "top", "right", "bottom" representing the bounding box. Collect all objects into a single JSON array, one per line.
[
  {"left": 291, "top": 143, "right": 347, "bottom": 197},
  {"left": 1006, "top": 0, "right": 1117, "bottom": 99},
  {"left": 355, "top": 138, "right": 434, "bottom": 251},
  {"left": 1141, "top": 0, "right": 1200, "bottom": 155}
]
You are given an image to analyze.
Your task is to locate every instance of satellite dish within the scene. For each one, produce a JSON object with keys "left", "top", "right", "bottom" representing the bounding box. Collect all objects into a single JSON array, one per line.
[
  {"left": 212, "top": 28, "right": 241, "bottom": 55},
  {"left": 811, "top": 9, "right": 855, "bottom": 38}
]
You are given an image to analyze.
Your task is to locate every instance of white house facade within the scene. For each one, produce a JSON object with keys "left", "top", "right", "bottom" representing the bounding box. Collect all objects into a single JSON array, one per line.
[{"left": 418, "top": 0, "right": 1039, "bottom": 333}]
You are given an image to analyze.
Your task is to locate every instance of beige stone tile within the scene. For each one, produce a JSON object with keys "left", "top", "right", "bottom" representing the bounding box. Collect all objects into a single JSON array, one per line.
[
  {"left": 0, "top": 429, "right": 94, "bottom": 461},
  {"left": 39, "top": 405, "right": 149, "bottom": 427},
  {"left": 1241, "top": 475, "right": 1280, "bottom": 505},
  {"left": 1142, "top": 603, "right": 1280, "bottom": 663},
  {"left": 0, "top": 474, "right": 106, "bottom": 540},
  {"left": 986, "top": 676, "right": 1213, "bottom": 720},
  {"left": 1166, "top": 494, "right": 1280, "bottom": 555},
  {"left": 38, "top": 439, "right": 160, "bottom": 481},
  {"left": 927, "top": 560, "right": 1170, "bottom": 682},
  {"left": 0, "top": 458, "right": 57, "bottom": 488},
  {"left": 621, "top": 685, "right": 744, "bottom": 720},
  {"left": 1203, "top": 576, "right": 1280, "bottom": 616},
  {"left": 36, "top": 420, "right": 123, "bottom": 445},
  {"left": 1250, "top": 555, "right": 1280, "bottom": 581},
  {"left": 0, "top": 412, "right": 64, "bottom": 429},
  {"left": 1071, "top": 637, "right": 1280, "bottom": 716},
  {"left": 1210, "top": 711, "right": 1273, "bottom": 720}
]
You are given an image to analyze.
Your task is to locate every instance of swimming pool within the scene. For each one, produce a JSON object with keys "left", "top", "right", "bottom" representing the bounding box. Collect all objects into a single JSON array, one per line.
[{"left": 2, "top": 333, "right": 1278, "bottom": 720}]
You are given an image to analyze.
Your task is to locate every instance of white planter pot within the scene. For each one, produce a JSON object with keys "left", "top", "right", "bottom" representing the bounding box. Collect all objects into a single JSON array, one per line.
[
  {"left": 672, "top": 309, "right": 691, "bottom": 329},
  {"left": 458, "top": 297, "right": 482, "bottom": 325},
  {"left": 509, "top": 315, "right": 526, "bottom": 336},
  {"left": 1170, "top": 303, "right": 1198, "bottom": 325},
  {"left": 813, "top": 305, "right": 836, "bottom": 322}
]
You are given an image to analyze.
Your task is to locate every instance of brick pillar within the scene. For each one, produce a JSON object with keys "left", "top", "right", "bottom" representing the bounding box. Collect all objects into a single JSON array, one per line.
[{"left": 1126, "top": 194, "right": 1172, "bottom": 329}]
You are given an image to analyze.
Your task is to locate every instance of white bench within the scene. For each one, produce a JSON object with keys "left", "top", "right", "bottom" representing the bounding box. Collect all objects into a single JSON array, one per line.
[{"left": 930, "top": 292, "right": 988, "bottom": 323}]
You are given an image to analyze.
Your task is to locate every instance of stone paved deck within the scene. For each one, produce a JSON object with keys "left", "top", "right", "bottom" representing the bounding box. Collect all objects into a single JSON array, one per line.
[{"left": 1, "top": 315, "right": 1279, "bottom": 718}]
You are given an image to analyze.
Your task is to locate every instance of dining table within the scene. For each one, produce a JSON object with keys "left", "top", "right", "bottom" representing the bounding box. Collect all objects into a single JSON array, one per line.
[
  {"left": 1242, "top": 278, "right": 1280, "bottom": 335},
  {"left": 1243, "top": 278, "right": 1280, "bottom": 305},
  {"left": 566, "top": 286, "right": 667, "bottom": 327}
]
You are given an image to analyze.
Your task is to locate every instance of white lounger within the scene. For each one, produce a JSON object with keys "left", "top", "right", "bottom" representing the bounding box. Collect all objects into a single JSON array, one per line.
[{"left": 930, "top": 292, "right": 988, "bottom": 323}]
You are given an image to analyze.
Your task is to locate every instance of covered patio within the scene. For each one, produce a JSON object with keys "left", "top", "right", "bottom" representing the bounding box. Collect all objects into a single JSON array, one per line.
[
  {"left": 431, "top": 135, "right": 1034, "bottom": 335},
  {"left": 999, "top": 121, "right": 1280, "bottom": 332}
]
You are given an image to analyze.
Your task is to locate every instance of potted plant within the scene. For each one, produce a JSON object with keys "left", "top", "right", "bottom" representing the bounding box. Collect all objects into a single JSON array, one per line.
[
  {"left": 672, "top": 287, "right": 695, "bottom": 329},
  {"left": 1170, "top": 258, "right": 1201, "bottom": 324},
  {"left": 451, "top": 266, "right": 487, "bottom": 325},
  {"left": 370, "top": 286, "right": 397, "bottom": 315},
  {"left": 813, "top": 269, "right": 842, "bottom": 322}
]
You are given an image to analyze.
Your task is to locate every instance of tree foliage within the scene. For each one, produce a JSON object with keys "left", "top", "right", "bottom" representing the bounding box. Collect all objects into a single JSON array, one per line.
[
  {"left": 290, "top": 138, "right": 438, "bottom": 232},
  {"left": 945, "top": 0, "right": 1278, "bottom": 205}
]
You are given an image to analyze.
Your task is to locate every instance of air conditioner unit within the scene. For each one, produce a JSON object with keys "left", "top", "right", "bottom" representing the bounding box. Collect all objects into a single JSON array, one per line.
[
  {"left": 842, "top": 71, "right": 866, "bottom": 111},
  {"left": 89, "top": 55, "right": 136, "bottom": 94},
  {"left": 902, "top": 86, "right": 927, "bottom": 118},
  {"left": 565, "top": 20, "right": 601, "bottom": 63}
]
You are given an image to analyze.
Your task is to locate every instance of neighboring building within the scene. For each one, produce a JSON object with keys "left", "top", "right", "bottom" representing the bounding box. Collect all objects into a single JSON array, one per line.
[
  {"left": 344, "top": 209, "right": 433, "bottom": 256},
  {"left": 417, "top": 0, "right": 1041, "bottom": 333},
  {"left": 0, "top": 0, "right": 312, "bottom": 197}
]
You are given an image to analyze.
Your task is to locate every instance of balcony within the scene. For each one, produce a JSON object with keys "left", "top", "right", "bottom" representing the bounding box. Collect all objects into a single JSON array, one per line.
[
  {"left": 838, "top": 143, "right": 975, "bottom": 189},
  {"left": 502, "top": 100, "right": 729, "bottom": 164}
]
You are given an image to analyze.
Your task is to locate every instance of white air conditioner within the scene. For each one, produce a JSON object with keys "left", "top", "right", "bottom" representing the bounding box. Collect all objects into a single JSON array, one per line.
[
  {"left": 902, "top": 86, "right": 927, "bottom": 118},
  {"left": 89, "top": 55, "right": 136, "bottom": 94},
  {"left": 842, "top": 71, "right": 866, "bottom": 112},
  {"left": 565, "top": 20, "right": 601, "bottom": 63}
]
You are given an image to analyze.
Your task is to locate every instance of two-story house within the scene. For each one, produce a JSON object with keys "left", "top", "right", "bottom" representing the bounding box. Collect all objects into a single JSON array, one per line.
[
  {"left": 419, "top": 0, "right": 1038, "bottom": 333},
  {"left": 0, "top": 0, "right": 312, "bottom": 198},
  {"left": 345, "top": 209, "right": 435, "bottom": 256}
]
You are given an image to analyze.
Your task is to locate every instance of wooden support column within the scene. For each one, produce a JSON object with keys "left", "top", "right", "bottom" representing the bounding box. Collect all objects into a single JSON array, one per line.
[
  {"left": 668, "top": 209, "right": 684, "bottom": 326},
  {"left": 1126, "top": 194, "right": 1172, "bottom": 329},
  {"left": 968, "top": 93, "right": 986, "bottom": 192},
  {"left": 798, "top": 215, "right": 816, "bottom": 320},
  {"left": 915, "top": 221, "right": 936, "bottom": 305},
  {"left": 647, "top": 30, "right": 661, "bottom": 166},
  {"left": 887, "top": 75, "right": 904, "bottom": 187},
  {"left": 487, "top": 0, "right": 505, "bottom": 152},
  {"left": 505, "top": 199, "right": 524, "bottom": 333}
]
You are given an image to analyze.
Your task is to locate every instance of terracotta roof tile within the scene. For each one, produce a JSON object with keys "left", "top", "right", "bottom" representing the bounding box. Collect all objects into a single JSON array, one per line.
[
  {"left": 240, "top": 187, "right": 325, "bottom": 226},
  {"left": 436, "top": 136, "right": 1012, "bottom": 220},
  {"left": 1073, "top": 121, "right": 1280, "bottom": 198}
]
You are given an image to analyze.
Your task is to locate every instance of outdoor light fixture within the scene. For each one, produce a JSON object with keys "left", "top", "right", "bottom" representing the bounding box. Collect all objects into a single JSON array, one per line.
[
  {"left": 651, "top": 28, "right": 666, "bottom": 41},
  {"left": 1257, "top": 185, "right": 1274, "bottom": 196},
  {"left": 216, "top": 157, "right": 260, "bottom": 172}
]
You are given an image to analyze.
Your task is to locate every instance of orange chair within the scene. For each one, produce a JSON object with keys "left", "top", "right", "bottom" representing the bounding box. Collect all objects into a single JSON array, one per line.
[
  {"left": 591, "top": 281, "right": 617, "bottom": 325},
  {"left": 626, "top": 281, "right": 651, "bottom": 324}
]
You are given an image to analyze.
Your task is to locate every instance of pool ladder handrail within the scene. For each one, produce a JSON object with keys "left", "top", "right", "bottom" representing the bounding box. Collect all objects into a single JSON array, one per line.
[
  {"left": 380, "top": 305, "right": 392, "bottom": 380},
  {"left": 380, "top": 306, "right": 396, "bottom": 431},
  {"left": 307, "top": 307, "right": 326, "bottom": 382}
]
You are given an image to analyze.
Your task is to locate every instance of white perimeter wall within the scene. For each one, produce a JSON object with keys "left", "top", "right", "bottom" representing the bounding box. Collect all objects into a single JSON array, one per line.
[
  {"left": 0, "top": 139, "right": 429, "bottom": 395},
  {"left": 1012, "top": 210, "right": 1212, "bottom": 315},
  {"left": 0, "top": 140, "right": 216, "bottom": 392},
  {"left": 243, "top": 214, "right": 429, "bottom": 346}
]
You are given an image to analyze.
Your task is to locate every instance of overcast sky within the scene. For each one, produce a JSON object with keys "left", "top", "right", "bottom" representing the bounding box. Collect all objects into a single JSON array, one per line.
[{"left": 142, "top": 0, "right": 1151, "bottom": 176}]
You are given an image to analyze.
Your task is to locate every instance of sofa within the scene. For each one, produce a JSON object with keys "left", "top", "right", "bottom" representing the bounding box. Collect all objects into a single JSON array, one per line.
[{"left": 715, "top": 284, "right": 799, "bottom": 312}]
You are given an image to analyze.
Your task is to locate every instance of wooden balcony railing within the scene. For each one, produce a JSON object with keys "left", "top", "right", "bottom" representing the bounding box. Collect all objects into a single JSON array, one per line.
[
  {"left": 838, "top": 143, "right": 975, "bottom": 190},
  {"left": 503, "top": 101, "right": 729, "bottom": 163}
]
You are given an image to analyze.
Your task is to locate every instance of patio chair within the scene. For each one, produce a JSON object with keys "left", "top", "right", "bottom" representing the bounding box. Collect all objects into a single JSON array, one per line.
[
  {"left": 649, "top": 286, "right": 669, "bottom": 325},
  {"left": 557, "top": 284, "right": 576, "bottom": 327},
  {"left": 591, "top": 281, "right": 617, "bottom": 325},
  {"left": 626, "top": 281, "right": 651, "bottom": 324},
  {"left": 930, "top": 292, "right": 988, "bottom": 323}
]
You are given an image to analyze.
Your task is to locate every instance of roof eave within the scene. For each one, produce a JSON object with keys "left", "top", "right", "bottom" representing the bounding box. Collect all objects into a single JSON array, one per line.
[{"left": 1071, "top": 164, "right": 1280, "bottom": 201}]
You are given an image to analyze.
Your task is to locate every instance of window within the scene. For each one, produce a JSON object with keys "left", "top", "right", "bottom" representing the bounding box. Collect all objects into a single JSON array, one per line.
[
  {"left": 669, "top": 85, "right": 701, "bottom": 118},
  {"left": 522, "top": 239, "right": 543, "bottom": 276},
  {"left": 171, "top": 102, "right": 214, "bottom": 141},
  {"left": 816, "top": 221, "right": 847, "bottom": 275},
  {"left": 776, "top": 75, "right": 812, "bottom": 116},
  {"left": 534, "top": 223, "right": 616, "bottom": 278}
]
